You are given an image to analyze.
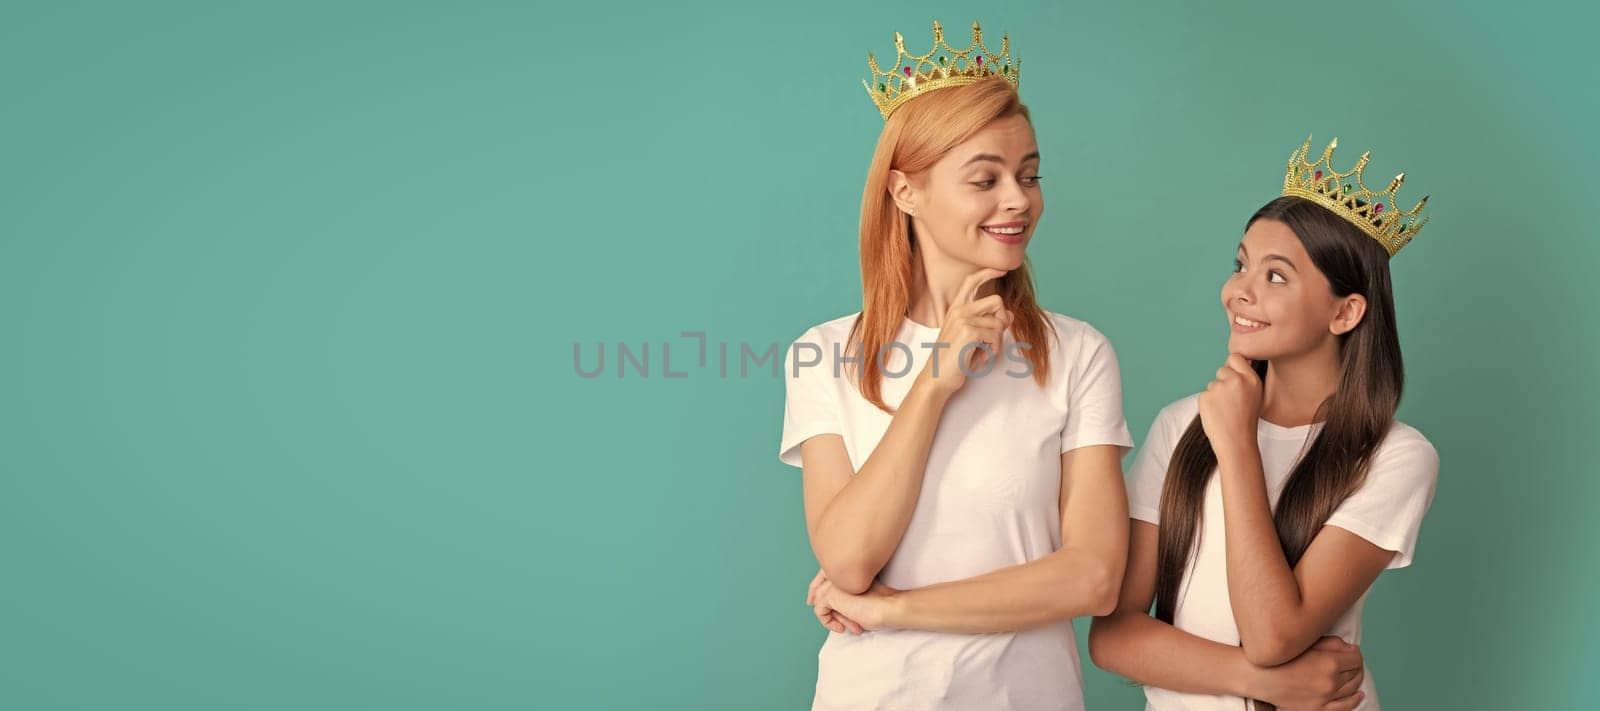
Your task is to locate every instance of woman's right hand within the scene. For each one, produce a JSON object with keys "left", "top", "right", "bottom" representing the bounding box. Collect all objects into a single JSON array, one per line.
[
  {"left": 914, "top": 267, "right": 1012, "bottom": 397},
  {"left": 1251, "top": 636, "right": 1367, "bottom": 710}
]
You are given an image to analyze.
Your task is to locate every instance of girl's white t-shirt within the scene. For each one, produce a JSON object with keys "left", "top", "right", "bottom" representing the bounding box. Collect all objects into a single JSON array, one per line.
[
  {"left": 779, "top": 310, "right": 1134, "bottom": 711},
  {"left": 1126, "top": 395, "right": 1440, "bottom": 711}
]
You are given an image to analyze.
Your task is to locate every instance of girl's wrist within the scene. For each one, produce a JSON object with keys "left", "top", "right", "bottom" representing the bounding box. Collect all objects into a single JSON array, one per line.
[
  {"left": 1234, "top": 652, "right": 1274, "bottom": 702},
  {"left": 1213, "top": 437, "right": 1260, "bottom": 468}
]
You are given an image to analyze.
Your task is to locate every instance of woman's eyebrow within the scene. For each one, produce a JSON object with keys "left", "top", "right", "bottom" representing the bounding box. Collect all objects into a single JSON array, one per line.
[{"left": 960, "top": 151, "right": 1041, "bottom": 168}]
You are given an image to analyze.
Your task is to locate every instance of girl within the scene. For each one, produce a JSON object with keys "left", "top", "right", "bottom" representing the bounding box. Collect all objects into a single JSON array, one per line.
[
  {"left": 1088, "top": 136, "right": 1441, "bottom": 710},
  {"left": 778, "top": 21, "right": 1133, "bottom": 711}
]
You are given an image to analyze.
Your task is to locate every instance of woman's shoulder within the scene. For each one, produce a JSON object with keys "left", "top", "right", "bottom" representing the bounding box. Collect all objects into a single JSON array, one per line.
[
  {"left": 1041, "top": 310, "right": 1110, "bottom": 343},
  {"left": 788, "top": 311, "right": 862, "bottom": 347}
]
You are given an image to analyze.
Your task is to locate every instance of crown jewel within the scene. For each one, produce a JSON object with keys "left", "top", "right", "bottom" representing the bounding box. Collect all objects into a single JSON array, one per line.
[
  {"left": 1282, "top": 135, "right": 1431, "bottom": 257},
  {"left": 862, "top": 20, "right": 1019, "bottom": 120}
]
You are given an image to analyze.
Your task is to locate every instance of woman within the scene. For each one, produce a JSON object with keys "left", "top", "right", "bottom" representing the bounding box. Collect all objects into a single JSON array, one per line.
[
  {"left": 777, "top": 21, "right": 1133, "bottom": 711},
  {"left": 1088, "top": 136, "right": 1441, "bottom": 710}
]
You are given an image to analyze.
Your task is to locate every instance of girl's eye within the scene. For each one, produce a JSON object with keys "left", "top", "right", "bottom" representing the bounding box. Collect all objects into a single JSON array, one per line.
[
  {"left": 1269, "top": 271, "right": 1287, "bottom": 284},
  {"left": 1233, "top": 259, "right": 1245, "bottom": 273},
  {"left": 1022, "top": 175, "right": 1042, "bottom": 186},
  {"left": 973, "top": 179, "right": 995, "bottom": 188}
]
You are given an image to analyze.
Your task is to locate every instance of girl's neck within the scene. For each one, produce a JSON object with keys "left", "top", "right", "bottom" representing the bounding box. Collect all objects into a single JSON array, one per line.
[{"left": 1260, "top": 341, "right": 1342, "bottom": 428}]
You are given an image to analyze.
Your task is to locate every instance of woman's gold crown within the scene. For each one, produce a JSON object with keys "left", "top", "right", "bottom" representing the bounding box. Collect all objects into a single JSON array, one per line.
[
  {"left": 1283, "top": 136, "right": 1432, "bottom": 257},
  {"left": 862, "top": 20, "right": 1019, "bottom": 120}
]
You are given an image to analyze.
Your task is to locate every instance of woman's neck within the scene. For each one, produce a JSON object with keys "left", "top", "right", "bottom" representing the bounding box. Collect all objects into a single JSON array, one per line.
[
  {"left": 905, "top": 249, "right": 998, "bottom": 328},
  {"left": 1260, "top": 341, "right": 1342, "bottom": 428}
]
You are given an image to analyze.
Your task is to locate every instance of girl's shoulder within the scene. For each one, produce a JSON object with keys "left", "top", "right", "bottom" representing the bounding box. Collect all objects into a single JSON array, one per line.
[
  {"left": 1369, "top": 419, "right": 1440, "bottom": 475},
  {"left": 1154, "top": 393, "right": 1203, "bottom": 429}
]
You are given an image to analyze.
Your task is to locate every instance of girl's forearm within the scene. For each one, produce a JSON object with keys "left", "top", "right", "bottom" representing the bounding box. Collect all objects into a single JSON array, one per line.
[
  {"left": 1088, "top": 610, "right": 1264, "bottom": 699},
  {"left": 1215, "top": 446, "right": 1308, "bottom": 663}
]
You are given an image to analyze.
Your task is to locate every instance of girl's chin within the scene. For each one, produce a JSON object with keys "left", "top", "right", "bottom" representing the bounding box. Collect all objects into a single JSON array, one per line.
[{"left": 1226, "top": 338, "right": 1269, "bottom": 361}]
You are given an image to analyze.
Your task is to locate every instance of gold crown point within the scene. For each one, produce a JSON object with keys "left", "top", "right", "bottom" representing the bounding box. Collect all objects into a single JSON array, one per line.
[
  {"left": 861, "top": 19, "right": 1022, "bottom": 120},
  {"left": 1280, "top": 135, "right": 1432, "bottom": 257}
]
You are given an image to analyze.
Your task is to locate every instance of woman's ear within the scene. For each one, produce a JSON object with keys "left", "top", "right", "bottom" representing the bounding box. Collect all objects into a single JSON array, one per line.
[
  {"left": 887, "top": 169, "right": 918, "bottom": 217},
  {"left": 1329, "top": 294, "right": 1368, "bottom": 336}
]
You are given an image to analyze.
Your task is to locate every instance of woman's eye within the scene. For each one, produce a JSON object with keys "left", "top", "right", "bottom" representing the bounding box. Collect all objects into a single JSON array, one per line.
[
  {"left": 1233, "top": 259, "right": 1245, "bottom": 273},
  {"left": 973, "top": 179, "right": 995, "bottom": 188},
  {"left": 1269, "top": 271, "right": 1287, "bottom": 284},
  {"left": 1022, "top": 175, "right": 1042, "bottom": 186}
]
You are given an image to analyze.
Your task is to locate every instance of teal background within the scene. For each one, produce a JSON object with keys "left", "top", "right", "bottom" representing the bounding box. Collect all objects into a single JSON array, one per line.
[{"left": 3, "top": 0, "right": 1594, "bottom": 708}]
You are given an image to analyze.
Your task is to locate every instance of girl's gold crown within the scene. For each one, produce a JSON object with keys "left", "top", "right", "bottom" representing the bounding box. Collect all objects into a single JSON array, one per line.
[
  {"left": 1283, "top": 135, "right": 1432, "bottom": 257},
  {"left": 862, "top": 20, "right": 1019, "bottom": 121}
]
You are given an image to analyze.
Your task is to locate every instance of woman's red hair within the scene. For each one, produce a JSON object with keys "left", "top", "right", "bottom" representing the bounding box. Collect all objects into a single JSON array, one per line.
[{"left": 847, "top": 75, "right": 1055, "bottom": 413}]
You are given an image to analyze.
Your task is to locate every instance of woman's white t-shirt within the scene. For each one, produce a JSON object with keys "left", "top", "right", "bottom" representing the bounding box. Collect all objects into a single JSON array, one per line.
[
  {"left": 779, "top": 310, "right": 1134, "bottom": 711},
  {"left": 1126, "top": 395, "right": 1440, "bottom": 711}
]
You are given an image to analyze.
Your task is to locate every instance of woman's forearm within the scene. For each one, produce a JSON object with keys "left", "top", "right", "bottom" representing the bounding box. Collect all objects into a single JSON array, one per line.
[
  {"left": 812, "top": 378, "right": 952, "bottom": 593},
  {"left": 1088, "top": 610, "right": 1263, "bottom": 699},
  {"left": 878, "top": 544, "right": 1118, "bottom": 634}
]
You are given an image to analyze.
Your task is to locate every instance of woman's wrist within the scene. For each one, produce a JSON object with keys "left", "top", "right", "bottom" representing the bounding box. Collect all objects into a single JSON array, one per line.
[
  {"left": 873, "top": 589, "right": 909, "bottom": 630},
  {"left": 909, "top": 370, "right": 957, "bottom": 406}
]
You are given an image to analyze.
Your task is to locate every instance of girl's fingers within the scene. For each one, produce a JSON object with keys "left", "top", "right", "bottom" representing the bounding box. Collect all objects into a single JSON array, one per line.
[
  {"left": 1334, "top": 649, "right": 1364, "bottom": 672},
  {"left": 1332, "top": 666, "right": 1364, "bottom": 698},
  {"left": 807, "top": 569, "right": 826, "bottom": 605},
  {"left": 1224, "top": 353, "right": 1255, "bottom": 377},
  {"left": 1325, "top": 691, "right": 1364, "bottom": 711}
]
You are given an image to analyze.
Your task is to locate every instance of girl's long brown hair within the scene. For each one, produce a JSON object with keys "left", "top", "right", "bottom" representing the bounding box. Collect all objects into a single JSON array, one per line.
[
  {"left": 1153, "top": 196, "right": 1406, "bottom": 629},
  {"left": 847, "top": 76, "right": 1055, "bottom": 412}
]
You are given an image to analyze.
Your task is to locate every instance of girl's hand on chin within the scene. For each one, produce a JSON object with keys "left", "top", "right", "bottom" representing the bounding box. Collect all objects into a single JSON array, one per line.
[{"left": 1198, "top": 353, "right": 1263, "bottom": 458}]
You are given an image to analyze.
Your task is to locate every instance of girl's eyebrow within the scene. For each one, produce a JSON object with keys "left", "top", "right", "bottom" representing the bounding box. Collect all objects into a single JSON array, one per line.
[{"left": 1237, "top": 244, "right": 1299, "bottom": 271}]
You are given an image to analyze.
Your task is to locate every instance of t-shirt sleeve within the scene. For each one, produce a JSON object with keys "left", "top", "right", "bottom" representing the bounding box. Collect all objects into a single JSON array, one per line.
[
  {"left": 1126, "top": 404, "right": 1186, "bottom": 524},
  {"left": 1323, "top": 431, "right": 1440, "bottom": 569},
  {"left": 777, "top": 328, "right": 844, "bottom": 469},
  {"left": 1059, "top": 325, "right": 1136, "bottom": 455}
]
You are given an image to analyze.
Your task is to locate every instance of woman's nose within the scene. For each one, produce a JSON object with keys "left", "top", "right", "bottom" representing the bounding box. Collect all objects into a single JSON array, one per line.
[{"left": 1000, "top": 177, "right": 1030, "bottom": 212}]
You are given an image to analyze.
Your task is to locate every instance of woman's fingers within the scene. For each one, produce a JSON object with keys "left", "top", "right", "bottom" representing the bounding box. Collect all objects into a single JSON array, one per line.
[
  {"left": 962, "top": 293, "right": 1006, "bottom": 318},
  {"left": 955, "top": 268, "right": 1007, "bottom": 307},
  {"left": 813, "top": 604, "right": 844, "bottom": 633},
  {"left": 806, "top": 569, "right": 826, "bottom": 606}
]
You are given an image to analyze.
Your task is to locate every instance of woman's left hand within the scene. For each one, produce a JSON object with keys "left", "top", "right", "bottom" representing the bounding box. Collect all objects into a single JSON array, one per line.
[
  {"left": 1197, "top": 353, "right": 1263, "bottom": 459},
  {"left": 808, "top": 570, "right": 900, "bottom": 633}
]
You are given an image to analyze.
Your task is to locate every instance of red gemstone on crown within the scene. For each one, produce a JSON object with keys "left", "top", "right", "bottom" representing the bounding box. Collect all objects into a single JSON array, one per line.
[
  {"left": 904, "top": 66, "right": 912, "bottom": 76},
  {"left": 977, "top": 56, "right": 984, "bottom": 66},
  {"left": 1374, "top": 203, "right": 1385, "bottom": 214},
  {"left": 1314, "top": 170, "right": 1323, "bottom": 181}
]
